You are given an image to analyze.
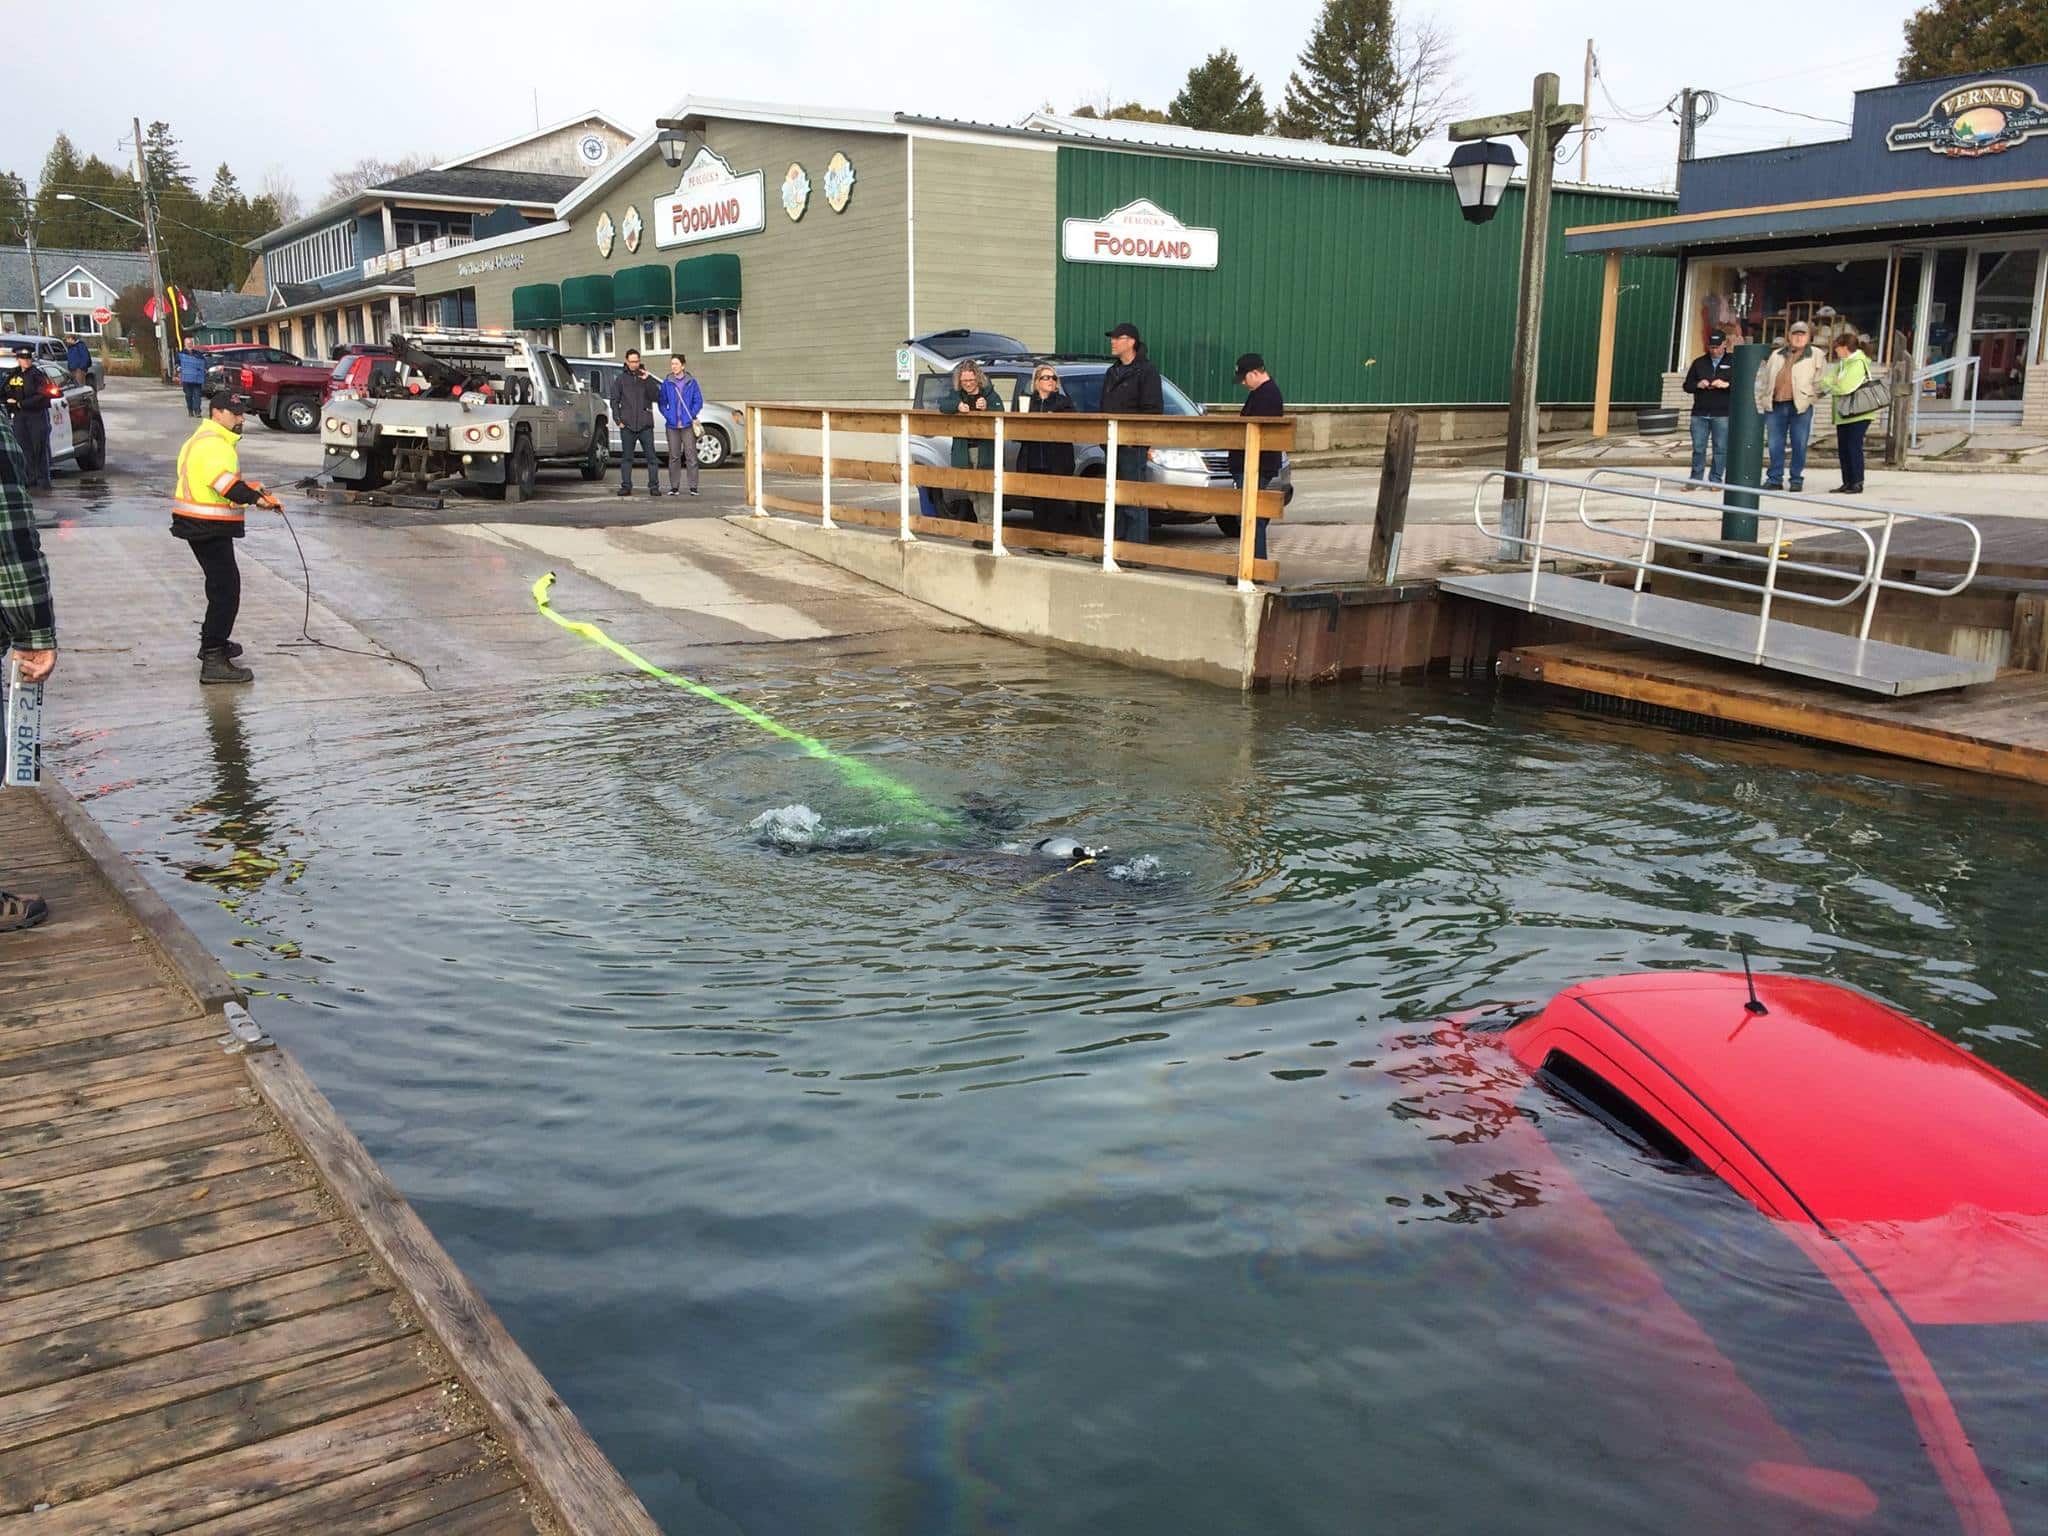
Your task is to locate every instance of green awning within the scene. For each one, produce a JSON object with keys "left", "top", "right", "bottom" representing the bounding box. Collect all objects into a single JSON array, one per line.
[
  {"left": 673, "top": 253, "right": 741, "bottom": 312},
  {"left": 613, "top": 263, "right": 674, "bottom": 319},
  {"left": 510, "top": 283, "right": 561, "bottom": 330},
  {"left": 560, "top": 274, "right": 615, "bottom": 325}
]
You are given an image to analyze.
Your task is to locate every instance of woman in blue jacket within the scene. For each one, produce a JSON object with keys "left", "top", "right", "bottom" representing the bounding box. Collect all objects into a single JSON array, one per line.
[
  {"left": 176, "top": 347, "right": 208, "bottom": 417},
  {"left": 658, "top": 355, "right": 705, "bottom": 496}
]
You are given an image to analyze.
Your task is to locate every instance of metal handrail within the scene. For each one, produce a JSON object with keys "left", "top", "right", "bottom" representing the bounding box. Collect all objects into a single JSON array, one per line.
[
  {"left": 1577, "top": 466, "right": 1982, "bottom": 642},
  {"left": 1910, "top": 355, "right": 1980, "bottom": 448},
  {"left": 1469, "top": 466, "right": 1981, "bottom": 663}
]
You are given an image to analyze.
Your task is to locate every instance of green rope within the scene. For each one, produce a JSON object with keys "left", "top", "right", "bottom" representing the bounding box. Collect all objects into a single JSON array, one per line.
[{"left": 531, "top": 572, "right": 953, "bottom": 825}]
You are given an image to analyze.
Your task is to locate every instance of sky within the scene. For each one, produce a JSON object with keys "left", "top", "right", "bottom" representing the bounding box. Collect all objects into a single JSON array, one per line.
[{"left": 9, "top": 0, "right": 1933, "bottom": 211}]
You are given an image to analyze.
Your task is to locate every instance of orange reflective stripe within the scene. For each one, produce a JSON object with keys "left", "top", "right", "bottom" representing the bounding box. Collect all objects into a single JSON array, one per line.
[
  {"left": 173, "top": 502, "right": 245, "bottom": 520},
  {"left": 209, "top": 470, "right": 239, "bottom": 495}
]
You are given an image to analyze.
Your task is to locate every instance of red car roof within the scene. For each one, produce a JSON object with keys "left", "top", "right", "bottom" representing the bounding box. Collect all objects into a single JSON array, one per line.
[{"left": 1505, "top": 973, "right": 2048, "bottom": 1325}]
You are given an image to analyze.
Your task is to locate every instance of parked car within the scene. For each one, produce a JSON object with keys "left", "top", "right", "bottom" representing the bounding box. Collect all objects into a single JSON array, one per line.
[
  {"left": 0, "top": 332, "right": 102, "bottom": 392},
  {"left": 197, "top": 343, "right": 390, "bottom": 434},
  {"left": 324, "top": 349, "right": 403, "bottom": 403},
  {"left": 902, "top": 328, "right": 1291, "bottom": 534},
  {"left": 565, "top": 358, "right": 744, "bottom": 469},
  {"left": 1, "top": 356, "right": 106, "bottom": 472}
]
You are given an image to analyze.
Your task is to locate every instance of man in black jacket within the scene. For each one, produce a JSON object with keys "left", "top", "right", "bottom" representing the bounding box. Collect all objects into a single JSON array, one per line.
[
  {"left": 1225, "top": 353, "right": 1283, "bottom": 560},
  {"left": 607, "top": 351, "right": 663, "bottom": 498},
  {"left": 1681, "top": 329, "right": 1734, "bottom": 489},
  {"left": 1099, "top": 322, "right": 1161, "bottom": 543}
]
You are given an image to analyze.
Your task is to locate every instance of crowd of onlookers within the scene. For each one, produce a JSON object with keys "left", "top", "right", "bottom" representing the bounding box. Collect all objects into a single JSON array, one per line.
[{"left": 1682, "top": 320, "right": 1888, "bottom": 496}]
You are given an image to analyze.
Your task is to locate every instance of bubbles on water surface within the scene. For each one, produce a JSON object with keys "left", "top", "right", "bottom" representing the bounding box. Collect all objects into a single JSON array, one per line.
[{"left": 747, "top": 803, "right": 880, "bottom": 852}]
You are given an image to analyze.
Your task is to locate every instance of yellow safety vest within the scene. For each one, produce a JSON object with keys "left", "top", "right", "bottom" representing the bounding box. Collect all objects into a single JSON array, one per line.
[{"left": 172, "top": 418, "right": 246, "bottom": 526}]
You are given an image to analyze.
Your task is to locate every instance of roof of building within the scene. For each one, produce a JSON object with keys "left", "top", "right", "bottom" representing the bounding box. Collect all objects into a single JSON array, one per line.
[
  {"left": 191, "top": 289, "right": 268, "bottom": 324},
  {"left": 369, "top": 167, "right": 584, "bottom": 204},
  {"left": 0, "top": 245, "right": 153, "bottom": 309},
  {"left": 1016, "top": 110, "right": 1421, "bottom": 171},
  {"left": 434, "top": 109, "right": 638, "bottom": 173}
]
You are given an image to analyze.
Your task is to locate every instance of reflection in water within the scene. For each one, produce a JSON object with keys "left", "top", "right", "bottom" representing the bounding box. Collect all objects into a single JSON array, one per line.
[{"left": 63, "top": 655, "right": 2048, "bottom": 1535}]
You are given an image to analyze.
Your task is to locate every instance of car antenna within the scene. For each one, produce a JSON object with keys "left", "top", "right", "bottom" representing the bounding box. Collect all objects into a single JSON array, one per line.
[{"left": 1737, "top": 940, "right": 1768, "bottom": 1016}]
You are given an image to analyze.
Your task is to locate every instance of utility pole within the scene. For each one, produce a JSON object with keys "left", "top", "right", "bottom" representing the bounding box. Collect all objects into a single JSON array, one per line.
[
  {"left": 132, "top": 116, "right": 170, "bottom": 382},
  {"left": 6, "top": 175, "right": 44, "bottom": 334},
  {"left": 1677, "top": 88, "right": 1699, "bottom": 170},
  {"left": 1581, "top": 40, "right": 1594, "bottom": 183},
  {"left": 1450, "top": 75, "right": 1586, "bottom": 557}
]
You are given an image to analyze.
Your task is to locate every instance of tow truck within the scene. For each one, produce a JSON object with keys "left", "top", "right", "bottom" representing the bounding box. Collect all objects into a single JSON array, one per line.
[{"left": 319, "top": 329, "right": 609, "bottom": 500}]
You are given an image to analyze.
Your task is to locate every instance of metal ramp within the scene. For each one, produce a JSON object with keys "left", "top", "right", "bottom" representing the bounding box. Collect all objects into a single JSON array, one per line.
[
  {"left": 1458, "top": 468, "right": 1995, "bottom": 698},
  {"left": 1443, "top": 571, "right": 1996, "bottom": 697}
]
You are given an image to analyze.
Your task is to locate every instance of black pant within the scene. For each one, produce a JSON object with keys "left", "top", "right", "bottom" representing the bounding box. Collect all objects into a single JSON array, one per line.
[
  {"left": 15, "top": 420, "right": 50, "bottom": 488},
  {"left": 1836, "top": 418, "right": 1869, "bottom": 487},
  {"left": 189, "top": 536, "right": 241, "bottom": 651},
  {"left": 619, "top": 426, "right": 656, "bottom": 489},
  {"left": 1112, "top": 443, "right": 1150, "bottom": 543}
]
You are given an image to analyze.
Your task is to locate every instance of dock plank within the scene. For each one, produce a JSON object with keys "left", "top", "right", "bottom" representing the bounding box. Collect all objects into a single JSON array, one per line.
[{"left": 0, "top": 784, "right": 654, "bottom": 1532}]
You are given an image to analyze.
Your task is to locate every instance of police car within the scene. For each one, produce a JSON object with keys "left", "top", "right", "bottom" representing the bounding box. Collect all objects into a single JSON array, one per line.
[{"left": 1, "top": 353, "right": 106, "bottom": 473}]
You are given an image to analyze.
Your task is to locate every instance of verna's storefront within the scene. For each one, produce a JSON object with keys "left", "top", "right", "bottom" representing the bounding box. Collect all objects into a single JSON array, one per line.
[
  {"left": 409, "top": 97, "right": 1677, "bottom": 432},
  {"left": 1570, "top": 63, "right": 2048, "bottom": 433}
]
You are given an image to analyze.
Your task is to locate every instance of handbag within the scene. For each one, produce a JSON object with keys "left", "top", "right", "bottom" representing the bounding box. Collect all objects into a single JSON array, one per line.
[{"left": 1839, "top": 366, "right": 1891, "bottom": 419}]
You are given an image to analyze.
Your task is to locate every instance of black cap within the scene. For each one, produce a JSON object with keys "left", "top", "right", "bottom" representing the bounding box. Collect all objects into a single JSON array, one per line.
[
  {"left": 1105, "top": 322, "right": 1141, "bottom": 342},
  {"left": 10, "top": 345, "right": 30, "bottom": 357},
  {"left": 1234, "top": 353, "right": 1266, "bottom": 381},
  {"left": 1707, "top": 330, "right": 1726, "bottom": 345},
  {"left": 206, "top": 383, "right": 256, "bottom": 415}
]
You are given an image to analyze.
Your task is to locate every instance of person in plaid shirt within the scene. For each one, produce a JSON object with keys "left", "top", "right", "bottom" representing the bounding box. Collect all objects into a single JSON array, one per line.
[{"left": 0, "top": 409, "right": 56, "bottom": 931}]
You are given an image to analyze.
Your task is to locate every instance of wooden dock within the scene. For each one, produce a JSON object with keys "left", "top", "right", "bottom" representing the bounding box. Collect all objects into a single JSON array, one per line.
[
  {"left": 1500, "top": 639, "right": 2048, "bottom": 786},
  {"left": 0, "top": 785, "right": 659, "bottom": 1534}
]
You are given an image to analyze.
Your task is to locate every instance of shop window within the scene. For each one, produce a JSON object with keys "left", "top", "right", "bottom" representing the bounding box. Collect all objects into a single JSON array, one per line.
[
  {"left": 584, "top": 322, "right": 615, "bottom": 358},
  {"left": 701, "top": 308, "right": 741, "bottom": 353},
  {"left": 639, "top": 317, "right": 671, "bottom": 356},
  {"left": 345, "top": 308, "right": 365, "bottom": 344},
  {"left": 302, "top": 317, "right": 318, "bottom": 357}
]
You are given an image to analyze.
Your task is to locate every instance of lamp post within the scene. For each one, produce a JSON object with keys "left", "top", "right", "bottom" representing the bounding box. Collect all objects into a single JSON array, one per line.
[{"left": 1450, "top": 75, "right": 1585, "bottom": 559}]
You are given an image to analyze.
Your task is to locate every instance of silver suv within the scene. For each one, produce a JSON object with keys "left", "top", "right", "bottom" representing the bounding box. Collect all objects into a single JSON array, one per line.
[{"left": 904, "top": 328, "right": 1291, "bottom": 534}]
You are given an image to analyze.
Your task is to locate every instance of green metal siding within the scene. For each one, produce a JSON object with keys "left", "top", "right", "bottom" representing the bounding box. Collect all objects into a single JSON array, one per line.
[{"left": 1054, "top": 148, "right": 1675, "bottom": 406}]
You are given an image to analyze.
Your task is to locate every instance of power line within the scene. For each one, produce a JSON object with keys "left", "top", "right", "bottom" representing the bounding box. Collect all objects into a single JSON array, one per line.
[{"left": 1707, "top": 90, "right": 1851, "bottom": 129}]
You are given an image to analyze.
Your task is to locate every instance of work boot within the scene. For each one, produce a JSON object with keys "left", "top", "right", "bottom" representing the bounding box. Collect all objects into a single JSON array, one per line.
[
  {"left": 0, "top": 890, "right": 49, "bottom": 933},
  {"left": 199, "top": 647, "right": 253, "bottom": 685}
]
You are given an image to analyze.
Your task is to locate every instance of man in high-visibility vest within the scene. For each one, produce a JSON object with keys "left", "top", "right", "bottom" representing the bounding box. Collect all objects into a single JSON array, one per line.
[{"left": 173, "top": 385, "right": 281, "bottom": 684}]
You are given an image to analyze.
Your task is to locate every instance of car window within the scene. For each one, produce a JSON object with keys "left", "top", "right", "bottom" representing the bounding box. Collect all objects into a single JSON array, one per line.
[
  {"left": 1060, "top": 373, "right": 1103, "bottom": 411},
  {"left": 539, "top": 352, "right": 575, "bottom": 393},
  {"left": 913, "top": 374, "right": 949, "bottom": 410},
  {"left": 1161, "top": 379, "right": 1198, "bottom": 415},
  {"left": 369, "top": 361, "right": 400, "bottom": 391},
  {"left": 269, "top": 350, "right": 300, "bottom": 365}
]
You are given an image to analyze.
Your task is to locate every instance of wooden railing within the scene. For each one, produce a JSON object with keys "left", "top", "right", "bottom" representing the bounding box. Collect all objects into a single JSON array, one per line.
[{"left": 744, "top": 404, "right": 1295, "bottom": 588}]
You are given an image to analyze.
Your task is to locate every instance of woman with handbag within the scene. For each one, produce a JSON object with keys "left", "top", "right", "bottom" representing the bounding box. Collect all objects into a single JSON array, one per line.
[{"left": 1823, "top": 335, "right": 1886, "bottom": 496}]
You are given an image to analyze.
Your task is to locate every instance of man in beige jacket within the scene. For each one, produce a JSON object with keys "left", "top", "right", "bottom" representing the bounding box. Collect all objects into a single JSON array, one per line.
[{"left": 1753, "top": 319, "right": 1824, "bottom": 492}]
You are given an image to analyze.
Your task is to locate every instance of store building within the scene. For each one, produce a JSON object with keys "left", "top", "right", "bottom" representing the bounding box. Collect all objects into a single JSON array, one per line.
[
  {"left": 230, "top": 113, "right": 636, "bottom": 357},
  {"left": 1568, "top": 63, "right": 2048, "bottom": 432},
  {"left": 409, "top": 98, "right": 1675, "bottom": 420}
]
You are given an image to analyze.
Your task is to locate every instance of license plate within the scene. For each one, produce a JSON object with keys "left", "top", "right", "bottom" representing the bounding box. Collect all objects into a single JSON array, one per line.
[{"left": 2, "top": 654, "right": 42, "bottom": 788}]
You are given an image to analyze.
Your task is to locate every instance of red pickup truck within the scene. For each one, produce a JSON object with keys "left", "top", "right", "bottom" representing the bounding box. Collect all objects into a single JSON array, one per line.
[{"left": 195, "top": 343, "right": 390, "bottom": 434}]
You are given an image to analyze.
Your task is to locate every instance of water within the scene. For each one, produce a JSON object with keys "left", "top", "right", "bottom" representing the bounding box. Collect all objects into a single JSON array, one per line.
[{"left": 60, "top": 652, "right": 2048, "bottom": 1534}]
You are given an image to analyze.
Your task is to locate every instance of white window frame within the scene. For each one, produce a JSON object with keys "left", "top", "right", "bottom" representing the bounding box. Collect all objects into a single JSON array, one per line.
[
  {"left": 64, "top": 278, "right": 93, "bottom": 301},
  {"left": 525, "top": 327, "right": 560, "bottom": 353},
  {"left": 639, "top": 316, "right": 670, "bottom": 355},
  {"left": 700, "top": 308, "right": 741, "bottom": 352},
  {"left": 64, "top": 311, "right": 100, "bottom": 335},
  {"left": 584, "top": 321, "right": 615, "bottom": 358}
]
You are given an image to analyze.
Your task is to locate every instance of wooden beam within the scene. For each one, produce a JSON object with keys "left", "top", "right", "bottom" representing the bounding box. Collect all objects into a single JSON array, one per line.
[
  {"left": 1366, "top": 410, "right": 1418, "bottom": 584},
  {"left": 758, "top": 451, "right": 1284, "bottom": 519},
  {"left": 1591, "top": 249, "right": 1622, "bottom": 438},
  {"left": 1449, "top": 104, "right": 1584, "bottom": 141},
  {"left": 752, "top": 406, "right": 1294, "bottom": 452}
]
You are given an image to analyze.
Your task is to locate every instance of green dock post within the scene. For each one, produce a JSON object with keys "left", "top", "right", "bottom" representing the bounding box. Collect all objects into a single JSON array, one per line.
[{"left": 1721, "top": 342, "right": 1766, "bottom": 542}]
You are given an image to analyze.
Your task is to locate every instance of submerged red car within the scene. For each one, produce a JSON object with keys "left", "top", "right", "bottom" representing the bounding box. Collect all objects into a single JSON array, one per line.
[{"left": 1446, "top": 972, "right": 2048, "bottom": 1535}]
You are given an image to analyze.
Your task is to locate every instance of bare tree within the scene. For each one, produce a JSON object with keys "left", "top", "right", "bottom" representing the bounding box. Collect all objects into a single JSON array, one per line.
[
  {"left": 323, "top": 153, "right": 435, "bottom": 205},
  {"left": 1386, "top": 14, "right": 1466, "bottom": 154},
  {"left": 258, "top": 165, "right": 302, "bottom": 224}
]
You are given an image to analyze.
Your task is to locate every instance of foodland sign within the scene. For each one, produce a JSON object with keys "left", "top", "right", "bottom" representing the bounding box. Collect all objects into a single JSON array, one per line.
[
  {"left": 1887, "top": 79, "right": 2048, "bottom": 158},
  {"left": 655, "top": 147, "right": 766, "bottom": 249},
  {"left": 1062, "top": 198, "right": 1218, "bottom": 269}
]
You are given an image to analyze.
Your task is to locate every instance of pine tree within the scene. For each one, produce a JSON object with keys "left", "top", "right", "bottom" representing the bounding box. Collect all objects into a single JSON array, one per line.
[
  {"left": 143, "top": 121, "right": 192, "bottom": 193},
  {"left": 1898, "top": 0, "right": 2048, "bottom": 82},
  {"left": 1170, "top": 50, "right": 1271, "bottom": 135},
  {"left": 206, "top": 163, "right": 240, "bottom": 206},
  {"left": 1276, "top": 0, "right": 1404, "bottom": 148}
]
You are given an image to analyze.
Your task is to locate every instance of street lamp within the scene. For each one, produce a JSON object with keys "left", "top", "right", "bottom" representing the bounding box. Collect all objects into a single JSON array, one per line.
[
  {"left": 1448, "top": 140, "right": 1516, "bottom": 226},
  {"left": 656, "top": 128, "right": 689, "bottom": 169}
]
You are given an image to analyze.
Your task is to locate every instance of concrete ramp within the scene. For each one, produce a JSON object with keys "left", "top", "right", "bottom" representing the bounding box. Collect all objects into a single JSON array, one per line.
[{"left": 1442, "top": 571, "right": 1999, "bottom": 697}]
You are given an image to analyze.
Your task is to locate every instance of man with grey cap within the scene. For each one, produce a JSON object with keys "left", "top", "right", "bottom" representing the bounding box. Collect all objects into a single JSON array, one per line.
[{"left": 1753, "top": 319, "right": 1825, "bottom": 493}]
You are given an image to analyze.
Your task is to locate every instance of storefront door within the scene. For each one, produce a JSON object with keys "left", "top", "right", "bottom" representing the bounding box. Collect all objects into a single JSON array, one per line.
[{"left": 1959, "top": 245, "right": 2038, "bottom": 405}]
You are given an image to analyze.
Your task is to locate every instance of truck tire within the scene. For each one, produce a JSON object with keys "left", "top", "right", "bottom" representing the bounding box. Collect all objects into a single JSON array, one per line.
[
  {"left": 1214, "top": 515, "right": 1241, "bottom": 537},
  {"left": 279, "top": 394, "right": 319, "bottom": 434},
  {"left": 693, "top": 425, "right": 730, "bottom": 469},
  {"left": 580, "top": 422, "right": 610, "bottom": 481},
  {"left": 504, "top": 435, "right": 538, "bottom": 503}
]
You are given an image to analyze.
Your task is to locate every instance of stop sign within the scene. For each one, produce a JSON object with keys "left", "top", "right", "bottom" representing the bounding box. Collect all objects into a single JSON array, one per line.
[{"left": 91, "top": 306, "right": 112, "bottom": 325}]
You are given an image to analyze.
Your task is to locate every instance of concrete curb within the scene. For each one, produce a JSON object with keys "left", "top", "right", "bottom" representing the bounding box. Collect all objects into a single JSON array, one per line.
[{"left": 37, "top": 778, "right": 246, "bottom": 1013}]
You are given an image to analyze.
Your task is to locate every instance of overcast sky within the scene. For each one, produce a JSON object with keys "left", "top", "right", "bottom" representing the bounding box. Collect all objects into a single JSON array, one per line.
[{"left": 11, "top": 0, "right": 1932, "bottom": 210}]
